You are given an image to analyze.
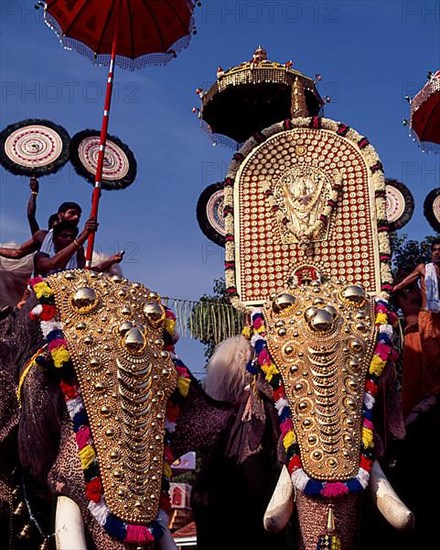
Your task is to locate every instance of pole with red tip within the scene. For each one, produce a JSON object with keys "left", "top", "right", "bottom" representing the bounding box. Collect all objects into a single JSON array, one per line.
[{"left": 85, "top": 21, "right": 119, "bottom": 268}]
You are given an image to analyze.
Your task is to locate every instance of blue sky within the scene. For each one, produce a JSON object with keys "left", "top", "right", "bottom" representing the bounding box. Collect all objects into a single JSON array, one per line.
[{"left": 1, "top": 1, "right": 439, "bottom": 375}]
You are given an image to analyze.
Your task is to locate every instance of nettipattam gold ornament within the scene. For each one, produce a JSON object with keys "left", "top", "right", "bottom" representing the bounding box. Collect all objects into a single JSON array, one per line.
[
  {"left": 47, "top": 270, "right": 178, "bottom": 524},
  {"left": 262, "top": 280, "right": 376, "bottom": 480}
]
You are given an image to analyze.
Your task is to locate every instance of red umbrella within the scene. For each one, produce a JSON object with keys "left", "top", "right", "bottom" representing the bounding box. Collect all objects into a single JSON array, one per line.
[
  {"left": 409, "top": 70, "right": 440, "bottom": 153},
  {"left": 41, "top": 0, "right": 197, "bottom": 265}
]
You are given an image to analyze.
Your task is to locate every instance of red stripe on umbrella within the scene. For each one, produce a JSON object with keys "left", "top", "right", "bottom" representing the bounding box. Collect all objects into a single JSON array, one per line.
[{"left": 409, "top": 70, "right": 440, "bottom": 153}]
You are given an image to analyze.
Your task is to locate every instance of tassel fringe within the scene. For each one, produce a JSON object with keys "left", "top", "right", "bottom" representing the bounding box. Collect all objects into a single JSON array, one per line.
[{"left": 162, "top": 296, "right": 245, "bottom": 344}]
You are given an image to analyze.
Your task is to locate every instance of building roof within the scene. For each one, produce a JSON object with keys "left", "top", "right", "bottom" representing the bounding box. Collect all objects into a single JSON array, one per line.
[{"left": 172, "top": 520, "right": 197, "bottom": 541}]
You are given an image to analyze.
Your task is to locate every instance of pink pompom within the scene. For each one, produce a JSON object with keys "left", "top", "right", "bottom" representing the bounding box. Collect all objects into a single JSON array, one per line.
[
  {"left": 76, "top": 426, "right": 91, "bottom": 450},
  {"left": 321, "top": 482, "right": 349, "bottom": 498},
  {"left": 125, "top": 525, "right": 154, "bottom": 543}
]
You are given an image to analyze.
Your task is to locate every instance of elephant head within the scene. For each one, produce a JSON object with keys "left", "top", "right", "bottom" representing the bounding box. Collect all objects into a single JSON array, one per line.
[{"left": 245, "top": 280, "right": 414, "bottom": 549}]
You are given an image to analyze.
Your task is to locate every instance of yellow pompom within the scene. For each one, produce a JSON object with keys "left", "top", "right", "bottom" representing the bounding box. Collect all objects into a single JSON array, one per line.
[
  {"left": 241, "top": 326, "right": 252, "bottom": 340},
  {"left": 261, "top": 363, "right": 279, "bottom": 381},
  {"left": 369, "top": 354, "right": 386, "bottom": 376},
  {"left": 283, "top": 430, "right": 296, "bottom": 450},
  {"left": 177, "top": 376, "right": 191, "bottom": 397},
  {"left": 163, "top": 462, "right": 172, "bottom": 479},
  {"left": 79, "top": 445, "right": 96, "bottom": 470},
  {"left": 33, "top": 282, "right": 54, "bottom": 299},
  {"left": 362, "top": 427, "right": 374, "bottom": 448},
  {"left": 164, "top": 319, "right": 177, "bottom": 341},
  {"left": 51, "top": 347, "right": 70, "bottom": 368},
  {"left": 375, "top": 313, "right": 387, "bottom": 325}
]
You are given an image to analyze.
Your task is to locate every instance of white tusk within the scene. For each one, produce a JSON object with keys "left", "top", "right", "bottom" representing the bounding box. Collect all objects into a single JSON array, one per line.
[
  {"left": 55, "top": 495, "right": 87, "bottom": 550},
  {"left": 158, "top": 525, "right": 178, "bottom": 550},
  {"left": 263, "top": 465, "right": 294, "bottom": 533},
  {"left": 369, "top": 460, "right": 415, "bottom": 531}
]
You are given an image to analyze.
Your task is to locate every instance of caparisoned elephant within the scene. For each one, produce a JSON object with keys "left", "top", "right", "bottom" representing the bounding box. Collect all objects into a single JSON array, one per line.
[
  {"left": 172, "top": 335, "right": 294, "bottom": 550},
  {"left": 0, "top": 270, "right": 290, "bottom": 549},
  {"left": 219, "top": 281, "right": 414, "bottom": 550},
  {"left": 0, "top": 270, "right": 216, "bottom": 549}
]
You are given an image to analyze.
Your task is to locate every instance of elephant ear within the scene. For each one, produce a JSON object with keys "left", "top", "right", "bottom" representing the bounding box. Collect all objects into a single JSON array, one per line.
[
  {"left": 224, "top": 388, "right": 266, "bottom": 462},
  {"left": 224, "top": 376, "right": 280, "bottom": 464},
  {"left": 373, "top": 360, "right": 406, "bottom": 456},
  {"left": 10, "top": 298, "right": 65, "bottom": 483}
]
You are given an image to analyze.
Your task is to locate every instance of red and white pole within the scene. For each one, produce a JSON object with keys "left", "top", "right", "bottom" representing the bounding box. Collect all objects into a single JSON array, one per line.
[{"left": 85, "top": 23, "right": 119, "bottom": 268}]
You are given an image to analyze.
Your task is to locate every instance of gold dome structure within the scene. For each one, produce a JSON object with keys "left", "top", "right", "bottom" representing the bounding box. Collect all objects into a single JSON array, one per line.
[{"left": 198, "top": 47, "right": 324, "bottom": 146}]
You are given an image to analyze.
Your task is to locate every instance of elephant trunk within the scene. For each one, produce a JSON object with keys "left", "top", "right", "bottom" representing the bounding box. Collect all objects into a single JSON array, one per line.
[{"left": 295, "top": 492, "right": 362, "bottom": 550}]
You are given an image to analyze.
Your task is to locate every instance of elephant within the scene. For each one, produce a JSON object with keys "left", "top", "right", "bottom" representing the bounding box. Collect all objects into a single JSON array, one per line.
[
  {"left": 197, "top": 282, "right": 415, "bottom": 550},
  {"left": 0, "top": 271, "right": 292, "bottom": 549},
  {"left": 0, "top": 271, "right": 194, "bottom": 549},
  {"left": 172, "top": 335, "right": 294, "bottom": 550}
]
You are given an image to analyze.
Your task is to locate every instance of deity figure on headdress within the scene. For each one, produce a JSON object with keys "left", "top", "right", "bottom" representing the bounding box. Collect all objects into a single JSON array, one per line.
[{"left": 275, "top": 165, "right": 332, "bottom": 244}]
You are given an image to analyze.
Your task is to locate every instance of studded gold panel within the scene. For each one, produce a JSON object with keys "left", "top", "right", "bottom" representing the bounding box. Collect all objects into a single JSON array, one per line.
[
  {"left": 47, "top": 270, "right": 178, "bottom": 524},
  {"left": 263, "top": 281, "right": 377, "bottom": 480},
  {"left": 231, "top": 126, "right": 382, "bottom": 305}
]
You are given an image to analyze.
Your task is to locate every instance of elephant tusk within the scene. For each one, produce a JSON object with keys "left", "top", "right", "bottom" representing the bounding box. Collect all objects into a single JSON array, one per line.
[
  {"left": 55, "top": 497, "right": 178, "bottom": 549},
  {"left": 369, "top": 460, "right": 415, "bottom": 531},
  {"left": 263, "top": 465, "right": 295, "bottom": 533},
  {"left": 55, "top": 495, "right": 87, "bottom": 550}
]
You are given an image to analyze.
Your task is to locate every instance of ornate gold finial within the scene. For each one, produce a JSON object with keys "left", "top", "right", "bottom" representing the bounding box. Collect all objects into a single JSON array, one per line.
[
  {"left": 291, "top": 76, "right": 309, "bottom": 117},
  {"left": 143, "top": 302, "right": 166, "bottom": 328},
  {"left": 251, "top": 45, "right": 267, "bottom": 64},
  {"left": 308, "top": 308, "right": 335, "bottom": 332},
  {"left": 272, "top": 292, "right": 296, "bottom": 314},
  {"left": 118, "top": 321, "right": 134, "bottom": 336},
  {"left": 327, "top": 503, "right": 335, "bottom": 532},
  {"left": 72, "top": 286, "right": 99, "bottom": 314},
  {"left": 341, "top": 285, "right": 366, "bottom": 306}
]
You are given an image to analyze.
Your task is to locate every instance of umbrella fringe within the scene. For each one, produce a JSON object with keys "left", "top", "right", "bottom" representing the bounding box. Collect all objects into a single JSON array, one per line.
[{"left": 43, "top": 3, "right": 197, "bottom": 72}]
